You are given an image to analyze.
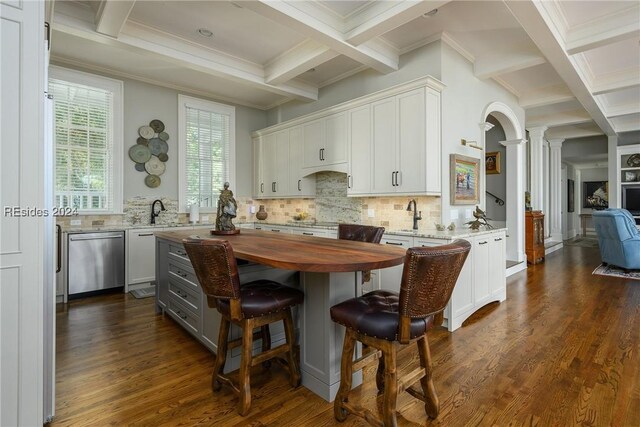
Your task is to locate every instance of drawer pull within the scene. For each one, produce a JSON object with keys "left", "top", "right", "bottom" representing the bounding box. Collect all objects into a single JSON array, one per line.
[
  {"left": 271, "top": 229, "right": 280, "bottom": 232},
  {"left": 175, "top": 310, "right": 188, "bottom": 320},
  {"left": 137, "top": 233, "right": 154, "bottom": 237},
  {"left": 176, "top": 290, "right": 187, "bottom": 299},
  {"left": 494, "top": 238, "right": 503, "bottom": 242},
  {"left": 302, "top": 232, "right": 313, "bottom": 236},
  {"left": 175, "top": 270, "right": 188, "bottom": 278},
  {"left": 175, "top": 250, "right": 187, "bottom": 256},
  {"left": 478, "top": 241, "right": 488, "bottom": 245},
  {"left": 385, "top": 242, "right": 403, "bottom": 246}
]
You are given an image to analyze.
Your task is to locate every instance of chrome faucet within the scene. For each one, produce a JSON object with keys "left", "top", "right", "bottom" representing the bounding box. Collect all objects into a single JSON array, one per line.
[
  {"left": 151, "top": 199, "right": 166, "bottom": 225},
  {"left": 406, "top": 199, "right": 422, "bottom": 230}
]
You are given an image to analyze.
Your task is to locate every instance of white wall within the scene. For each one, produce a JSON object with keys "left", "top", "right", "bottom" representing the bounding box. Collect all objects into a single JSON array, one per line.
[
  {"left": 439, "top": 43, "right": 525, "bottom": 228},
  {"left": 51, "top": 62, "right": 267, "bottom": 200},
  {"left": 563, "top": 163, "right": 577, "bottom": 239},
  {"left": 577, "top": 166, "right": 608, "bottom": 234}
]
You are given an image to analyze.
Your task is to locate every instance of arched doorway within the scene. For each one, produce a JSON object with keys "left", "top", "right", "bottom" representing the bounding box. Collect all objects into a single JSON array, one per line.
[{"left": 480, "top": 102, "right": 526, "bottom": 268}]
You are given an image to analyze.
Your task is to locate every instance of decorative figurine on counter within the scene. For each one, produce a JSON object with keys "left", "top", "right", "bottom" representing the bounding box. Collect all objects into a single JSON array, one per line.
[
  {"left": 525, "top": 191, "right": 533, "bottom": 211},
  {"left": 212, "top": 182, "right": 240, "bottom": 235},
  {"left": 465, "top": 206, "right": 494, "bottom": 230},
  {"left": 434, "top": 223, "right": 446, "bottom": 231},
  {"left": 447, "top": 222, "right": 456, "bottom": 231}
]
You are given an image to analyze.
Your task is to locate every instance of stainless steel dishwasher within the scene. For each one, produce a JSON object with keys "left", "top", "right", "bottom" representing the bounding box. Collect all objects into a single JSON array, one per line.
[{"left": 67, "top": 231, "right": 125, "bottom": 297}]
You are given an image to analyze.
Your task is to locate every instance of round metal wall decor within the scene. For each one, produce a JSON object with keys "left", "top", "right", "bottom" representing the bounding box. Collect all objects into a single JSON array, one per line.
[
  {"left": 129, "top": 119, "right": 171, "bottom": 187},
  {"left": 627, "top": 154, "right": 640, "bottom": 168}
]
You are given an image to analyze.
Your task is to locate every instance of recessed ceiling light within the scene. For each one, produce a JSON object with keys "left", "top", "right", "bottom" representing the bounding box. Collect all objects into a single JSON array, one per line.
[
  {"left": 197, "top": 28, "right": 213, "bottom": 37},
  {"left": 423, "top": 9, "right": 438, "bottom": 18}
]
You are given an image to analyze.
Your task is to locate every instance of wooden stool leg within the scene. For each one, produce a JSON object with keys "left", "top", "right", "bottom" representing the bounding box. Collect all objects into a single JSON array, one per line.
[
  {"left": 212, "top": 317, "right": 230, "bottom": 391},
  {"left": 381, "top": 343, "right": 398, "bottom": 427},
  {"left": 417, "top": 335, "right": 439, "bottom": 419},
  {"left": 283, "top": 309, "right": 301, "bottom": 387},
  {"left": 376, "top": 354, "right": 385, "bottom": 393},
  {"left": 238, "top": 318, "right": 255, "bottom": 416},
  {"left": 334, "top": 328, "right": 357, "bottom": 422},
  {"left": 261, "top": 324, "right": 272, "bottom": 371}
]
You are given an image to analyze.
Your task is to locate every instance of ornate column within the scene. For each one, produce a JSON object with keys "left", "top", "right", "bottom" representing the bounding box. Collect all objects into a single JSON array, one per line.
[
  {"left": 500, "top": 138, "right": 527, "bottom": 263},
  {"left": 479, "top": 122, "right": 495, "bottom": 214},
  {"left": 548, "top": 139, "right": 564, "bottom": 241},
  {"left": 526, "top": 126, "right": 547, "bottom": 210},
  {"left": 608, "top": 135, "right": 619, "bottom": 208}
]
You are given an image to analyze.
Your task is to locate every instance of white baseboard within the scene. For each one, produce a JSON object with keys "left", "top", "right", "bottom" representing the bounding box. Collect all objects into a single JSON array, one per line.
[
  {"left": 545, "top": 241, "right": 563, "bottom": 255},
  {"left": 506, "top": 262, "right": 527, "bottom": 277}
]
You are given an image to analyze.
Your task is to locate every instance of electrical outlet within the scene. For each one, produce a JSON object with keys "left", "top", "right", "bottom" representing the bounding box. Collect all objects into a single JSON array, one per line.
[
  {"left": 368, "top": 209, "right": 375, "bottom": 218},
  {"left": 249, "top": 206, "right": 256, "bottom": 214},
  {"left": 70, "top": 219, "right": 81, "bottom": 226},
  {"left": 201, "top": 215, "right": 209, "bottom": 223}
]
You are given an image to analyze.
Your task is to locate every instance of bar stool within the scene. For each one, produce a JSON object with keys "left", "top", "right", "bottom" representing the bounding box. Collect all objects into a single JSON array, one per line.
[
  {"left": 330, "top": 240, "right": 471, "bottom": 426},
  {"left": 183, "top": 238, "right": 303, "bottom": 416},
  {"left": 338, "top": 224, "right": 385, "bottom": 283}
]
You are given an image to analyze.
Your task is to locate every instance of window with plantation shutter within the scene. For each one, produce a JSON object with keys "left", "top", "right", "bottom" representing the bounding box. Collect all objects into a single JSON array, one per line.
[
  {"left": 179, "top": 95, "right": 236, "bottom": 212},
  {"left": 49, "top": 67, "right": 123, "bottom": 214}
]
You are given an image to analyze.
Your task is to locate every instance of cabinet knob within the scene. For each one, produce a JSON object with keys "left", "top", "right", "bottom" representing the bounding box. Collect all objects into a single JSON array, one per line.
[
  {"left": 494, "top": 238, "right": 502, "bottom": 241},
  {"left": 478, "top": 241, "right": 488, "bottom": 245}
]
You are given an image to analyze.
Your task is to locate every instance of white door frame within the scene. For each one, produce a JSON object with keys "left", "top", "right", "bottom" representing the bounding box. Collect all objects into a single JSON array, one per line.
[{"left": 479, "top": 102, "right": 526, "bottom": 263}]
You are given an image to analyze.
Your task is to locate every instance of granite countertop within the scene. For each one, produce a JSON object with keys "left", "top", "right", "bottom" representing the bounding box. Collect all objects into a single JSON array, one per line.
[{"left": 62, "top": 220, "right": 506, "bottom": 240}]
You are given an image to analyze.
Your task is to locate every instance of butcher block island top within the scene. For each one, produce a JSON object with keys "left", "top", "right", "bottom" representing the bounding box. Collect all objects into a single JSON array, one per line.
[{"left": 154, "top": 228, "right": 406, "bottom": 272}]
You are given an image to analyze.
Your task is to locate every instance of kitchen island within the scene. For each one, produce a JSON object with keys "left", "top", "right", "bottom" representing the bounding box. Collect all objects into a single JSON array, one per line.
[{"left": 155, "top": 229, "right": 405, "bottom": 401}]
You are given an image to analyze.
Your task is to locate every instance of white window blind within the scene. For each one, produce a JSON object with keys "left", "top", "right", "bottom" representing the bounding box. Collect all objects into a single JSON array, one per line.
[
  {"left": 184, "top": 106, "right": 231, "bottom": 209},
  {"left": 50, "top": 78, "right": 115, "bottom": 212}
]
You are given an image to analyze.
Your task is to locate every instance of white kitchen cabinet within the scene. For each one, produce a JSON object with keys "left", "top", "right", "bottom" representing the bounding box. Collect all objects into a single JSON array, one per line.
[
  {"left": 489, "top": 232, "right": 507, "bottom": 298},
  {"left": 289, "top": 227, "right": 329, "bottom": 238},
  {"left": 396, "top": 88, "right": 426, "bottom": 193},
  {"left": 373, "top": 235, "right": 413, "bottom": 294},
  {"left": 252, "top": 137, "right": 264, "bottom": 198},
  {"left": 127, "top": 228, "right": 166, "bottom": 288},
  {"left": 371, "top": 97, "right": 397, "bottom": 194},
  {"left": 347, "top": 105, "right": 371, "bottom": 195},
  {"left": 303, "top": 113, "right": 347, "bottom": 169},
  {"left": 289, "top": 126, "right": 316, "bottom": 197},
  {"left": 472, "top": 236, "right": 491, "bottom": 306},
  {"left": 262, "top": 130, "right": 290, "bottom": 197}
]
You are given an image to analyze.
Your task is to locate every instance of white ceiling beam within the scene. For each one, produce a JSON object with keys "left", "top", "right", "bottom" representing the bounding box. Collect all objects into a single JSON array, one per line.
[
  {"left": 611, "top": 115, "right": 640, "bottom": 133},
  {"left": 519, "top": 84, "right": 575, "bottom": 108},
  {"left": 605, "top": 103, "right": 640, "bottom": 118},
  {"left": 545, "top": 123, "right": 604, "bottom": 140},
  {"left": 565, "top": 4, "right": 640, "bottom": 55},
  {"left": 474, "top": 50, "right": 546, "bottom": 80},
  {"left": 345, "top": 1, "right": 449, "bottom": 45},
  {"left": 526, "top": 109, "right": 592, "bottom": 128},
  {"left": 52, "top": 9, "right": 318, "bottom": 102},
  {"left": 265, "top": 40, "right": 338, "bottom": 85},
  {"left": 505, "top": 0, "right": 616, "bottom": 136},
  {"left": 94, "top": 0, "right": 136, "bottom": 38},
  {"left": 243, "top": 1, "right": 399, "bottom": 74},
  {"left": 591, "top": 69, "right": 640, "bottom": 95}
]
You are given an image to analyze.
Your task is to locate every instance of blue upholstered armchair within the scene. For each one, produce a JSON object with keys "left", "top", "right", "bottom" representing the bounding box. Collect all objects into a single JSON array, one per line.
[{"left": 593, "top": 209, "right": 640, "bottom": 270}]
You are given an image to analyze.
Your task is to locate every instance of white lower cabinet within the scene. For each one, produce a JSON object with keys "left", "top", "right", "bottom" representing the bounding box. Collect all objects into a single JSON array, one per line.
[
  {"left": 127, "top": 228, "right": 167, "bottom": 288},
  {"left": 370, "top": 235, "right": 413, "bottom": 294},
  {"left": 414, "top": 230, "right": 506, "bottom": 331},
  {"left": 289, "top": 228, "right": 329, "bottom": 238}
]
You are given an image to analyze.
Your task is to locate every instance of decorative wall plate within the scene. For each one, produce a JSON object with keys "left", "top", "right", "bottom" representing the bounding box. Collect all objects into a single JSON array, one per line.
[
  {"left": 129, "top": 144, "right": 152, "bottom": 163},
  {"left": 138, "top": 125, "right": 155, "bottom": 139},
  {"left": 158, "top": 131, "right": 169, "bottom": 141},
  {"left": 134, "top": 163, "right": 146, "bottom": 172},
  {"left": 145, "top": 174, "right": 161, "bottom": 188},
  {"left": 145, "top": 156, "right": 166, "bottom": 176},
  {"left": 158, "top": 153, "right": 169, "bottom": 162},
  {"left": 149, "top": 119, "right": 165, "bottom": 133},
  {"left": 149, "top": 138, "right": 169, "bottom": 156},
  {"left": 627, "top": 154, "right": 640, "bottom": 168},
  {"left": 136, "top": 136, "right": 148, "bottom": 145}
]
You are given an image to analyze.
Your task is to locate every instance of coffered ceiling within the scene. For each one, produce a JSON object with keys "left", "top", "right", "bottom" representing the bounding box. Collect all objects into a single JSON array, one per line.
[{"left": 50, "top": 0, "right": 640, "bottom": 142}]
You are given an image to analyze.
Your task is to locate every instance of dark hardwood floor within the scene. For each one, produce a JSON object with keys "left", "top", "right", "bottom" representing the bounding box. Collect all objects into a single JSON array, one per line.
[{"left": 52, "top": 245, "right": 640, "bottom": 426}]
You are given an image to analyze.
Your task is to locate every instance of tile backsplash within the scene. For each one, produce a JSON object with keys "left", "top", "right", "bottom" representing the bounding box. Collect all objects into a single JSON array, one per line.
[{"left": 57, "top": 172, "right": 442, "bottom": 232}]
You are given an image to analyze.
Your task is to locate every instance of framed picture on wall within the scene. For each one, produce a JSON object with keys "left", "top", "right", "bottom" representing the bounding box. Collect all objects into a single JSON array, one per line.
[
  {"left": 485, "top": 151, "right": 501, "bottom": 175},
  {"left": 567, "top": 179, "right": 575, "bottom": 213},
  {"left": 583, "top": 181, "right": 608, "bottom": 209},
  {"left": 450, "top": 154, "right": 480, "bottom": 205}
]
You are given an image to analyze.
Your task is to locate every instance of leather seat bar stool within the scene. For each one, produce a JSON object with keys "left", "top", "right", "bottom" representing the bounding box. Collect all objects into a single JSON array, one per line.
[
  {"left": 338, "top": 224, "right": 385, "bottom": 283},
  {"left": 183, "top": 238, "right": 304, "bottom": 416},
  {"left": 330, "top": 240, "right": 471, "bottom": 426}
]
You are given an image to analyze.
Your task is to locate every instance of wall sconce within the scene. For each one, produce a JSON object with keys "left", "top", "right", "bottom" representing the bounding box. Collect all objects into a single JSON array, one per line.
[{"left": 461, "top": 139, "right": 482, "bottom": 150}]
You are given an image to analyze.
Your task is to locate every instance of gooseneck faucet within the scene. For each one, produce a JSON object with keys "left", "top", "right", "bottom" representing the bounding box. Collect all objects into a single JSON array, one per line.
[
  {"left": 406, "top": 199, "right": 422, "bottom": 230},
  {"left": 151, "top": 199, "right": 166, "bottom": 225}
]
